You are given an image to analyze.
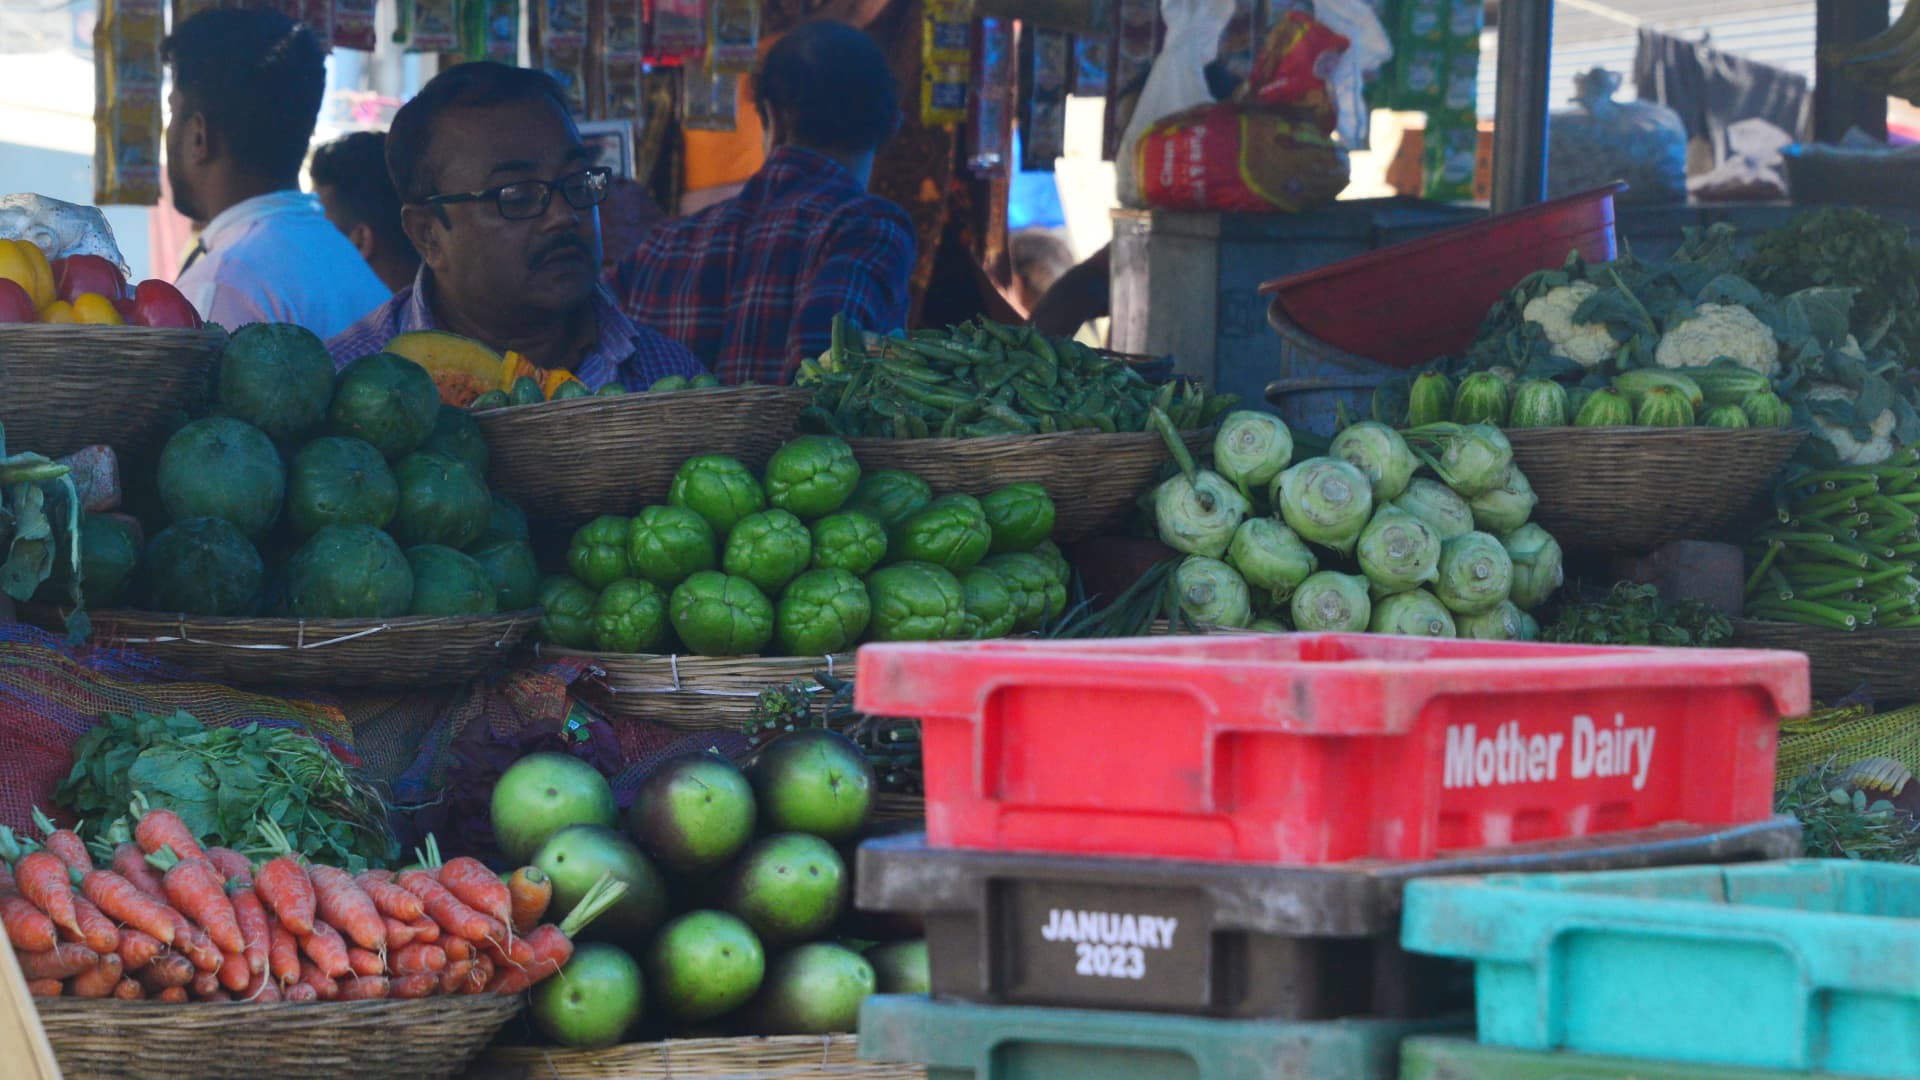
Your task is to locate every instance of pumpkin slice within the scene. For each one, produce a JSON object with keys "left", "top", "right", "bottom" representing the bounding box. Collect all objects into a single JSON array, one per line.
[{"left": 384, "top": 330, "right": 507, "bottom": 407}]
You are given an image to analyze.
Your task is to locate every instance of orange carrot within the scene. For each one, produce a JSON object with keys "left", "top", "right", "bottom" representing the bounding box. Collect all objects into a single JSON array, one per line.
[
  {"left": 205, "top": 847, "right": 254, "bottom": 887},
  {"left": 485, "top": 965, "right": 533, "bottom": 995},
  {"left": 111, "top": 843, "right": 168, "bottom": 900},
  {"left": 16, "top": 851, "right": 81, "bottom": 936},
  {"left": 308, "top": 865, "right": 385, "bottom": 952},
  {"left": 150, "top": 849, "right": 245, "bottom": 955},
  {"left": 522, "top": 873, "right": 630, "bottom": 984},
  {"left": 484, "top": 933, "right": 536, "bottom": 971},
  {"left": 268, "top": 919, "right": 301, "bottom": 985},
  {"left": 390, "top": 972, "right": 439, "bottom": 999},
  {"left": 439, "top": 958, "right": 472, "bottom": 995},
  {"left": 254, "top": 856, "right": 316, "bottom": 936},
  {"left": 439, "top": 857, "right": 511, "bottom": 930},
  {"left": 0, "top": 861, "right": 14, "bottom": 892},
  {"left": 69, "top": 896, "right": 120, "bottom": 956},
  {"left": 218, "top": 950, "right": 251, "bottom": 992},
  {"left": 18, "top": 944, "right": 98, "bottom": 980},
  {"left": 168, "top": 917, "right": 223, "bottom": 974},
  {"left": 26, "top": 979, "right": 61, "bottom": 998},
  {"left": 299, "top": 919, "right": 351, "bottom": 979},
  {"left": 139, "top": 952, "right": 194, "bottom": 991},
  {"left": 80, "top": 869, "right": 176, "bottom": 946},
  {"left": 71, "top": 952, "right": 123, "bottom": 998},
  {"left": 441, "top": 933, "right": 472, "bottom": 963},
  {"left": 337, "top": 975, "right": 390, "bottom": 1001},
  {"left": 399, "top": 870, "right": 501, "bottom": 943},
  {"left": 361, "top": 868, "right": 394, "bottom": 883},
  {"left": 284, "top": 982, "right": 318, "bottom": 1003},
  {"left": 112, "top": 976, "right": 143, "bottom": 1001},
  {"left": 507, "top": 867, "right": 552, "bottom": 935},
  {"left": 298, "top": 960, "right": 338, "bottom": 1000},
  {"left": 229, "top": 886, "right": 270, "bottom": 976},
  {"left": 463, "top": 953, "right": 493, "bottom": 995},
  {"left": 407, "top": 916, "right": 441, "bottom": 945},
  {"left": 347, "top": 947, "right": 384, "bottom": 977},
  {"left": 252, "top": 979, "right": 282, "bottom": 1004},
  {"left": 383, "top": 916, "right": 418, "bottom": 949},
  {"left": 116, "top": 928, "right": 163, "bottom": 972},
  {"left": 133, "top": 806, "right": 206, "bottom": 862},
  {"left": 0, "top": 893, "right": 57, "bottom": 951},
  {"left": 392, "top": 942, "right": 446, "bottom": 975},
  {"left": 356, "top": 873, "right": 425, "bottom": 922},
  {"left": 190, "top": 970, "right": 220, "bottom": 998},
  {"left": 156, "top": 986, "right": 188, "bottom": 1003},
  {"left": 32, "top": 809, "right": 92, "bottom": 875}
]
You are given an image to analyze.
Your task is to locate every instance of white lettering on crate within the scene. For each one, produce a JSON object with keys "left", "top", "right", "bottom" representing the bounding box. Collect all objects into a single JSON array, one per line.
[
  {"left": 1442, "top": 714, "right": 1656, "bottom": 792},
  {"left": 1040, "top": 909, "right": 1180, "bottom": 982}
]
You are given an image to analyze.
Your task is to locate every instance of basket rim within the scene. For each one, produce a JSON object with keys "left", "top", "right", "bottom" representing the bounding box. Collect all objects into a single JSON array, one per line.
[
  {"left": 843, "top": 425, "right": 1215, "bottom": 451},
  {"left": 540, "top": 644, "right": 853, "bottom": 667},
  {"left": 34, "top": 994, "right": 522, "bottom": 1016},
  {"left": 0, "top": 323, "right": 225, "bottom": 342},
  {"left": 1731, "top": 616, "right": 1913, "bottom": 640},
  {"left": 474, "top": 382, "right": 810, "bottom": 420},
  {"left": 84, "top": 606, "right": 543, "bottom": 633},
  {"left": 1506, "top": 425, "right": 1808, "bottom": 443}
]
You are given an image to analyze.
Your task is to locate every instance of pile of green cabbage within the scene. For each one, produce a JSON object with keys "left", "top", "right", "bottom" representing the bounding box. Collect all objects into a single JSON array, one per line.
[{"left": 1151, "top": 411, "right": 1563, "bottom": 638}]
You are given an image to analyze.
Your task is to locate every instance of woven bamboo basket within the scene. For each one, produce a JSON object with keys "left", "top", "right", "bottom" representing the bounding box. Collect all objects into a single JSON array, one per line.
[
  {"left": 1504, "top": 427, "right": 1804, "bottom": 553},
  {"left": 463, "top": 1034, "right": 923, "bottom": 1080},
  {"left": 68, "top": 607, "right": 541, "bottom": 689},
  {"left": 476, "top": 387, "right": 812, "bottom": 525},
  {"left": 844, "top": 427, "right": 1212, "bottom": 543},
  {"left": 37, "top": 995, "right": 521, "bottom": 1080},
  {"left": 0, "top": 324, "right": 225, "bottom": 457},
  {"left": 1731, "top": 618, "right": 1920, "bottom": 703},
  {"left": 542, "top": 645, "right": 855, "bottom": 732}
]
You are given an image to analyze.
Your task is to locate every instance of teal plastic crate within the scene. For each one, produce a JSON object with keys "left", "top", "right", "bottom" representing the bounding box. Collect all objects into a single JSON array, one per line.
[
  {"left": 1400, "top": 1036, "right": 1871, "bottom": 1079},
  {"left": 1400, "top": 860, "right": 1920, "bottom": 1078},
  {"left": 858, "top": 995, "right": 1464, "bottom": 1080}
]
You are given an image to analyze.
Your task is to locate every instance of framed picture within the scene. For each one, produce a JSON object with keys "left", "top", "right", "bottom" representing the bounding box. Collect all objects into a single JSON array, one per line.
[{"left": 578, "top": 120, "right": 637, "bottom": 180}]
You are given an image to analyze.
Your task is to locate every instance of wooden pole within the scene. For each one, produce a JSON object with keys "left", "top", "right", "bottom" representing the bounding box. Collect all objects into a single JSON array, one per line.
[
  {"left": 1491, "top": 0, "right": 1554, "bottom": 213},
  {"left": 0, "top": 923, "right": 64, "bottom": 1080},
  {"left": 1814, "top": 0, "right": 1889, "bottom": 143}
]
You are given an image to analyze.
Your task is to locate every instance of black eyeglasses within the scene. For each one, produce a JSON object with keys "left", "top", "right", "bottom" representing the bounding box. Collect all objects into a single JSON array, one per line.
[{"left": 423, "top": 166, "right": 613, "bottom": 220}]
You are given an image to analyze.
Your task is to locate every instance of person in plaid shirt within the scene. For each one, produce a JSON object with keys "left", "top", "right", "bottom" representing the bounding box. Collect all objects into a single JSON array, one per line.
[
  {"left": 328, "top": 62, "right": 703, "bottom": 390},
  {"left": 609, "top": 21, "right": 914, "bottom": 385}
]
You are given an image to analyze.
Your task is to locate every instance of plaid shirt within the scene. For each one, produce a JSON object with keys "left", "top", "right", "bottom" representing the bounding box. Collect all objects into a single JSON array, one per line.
[
  {"left": 326, "top": 267, "right": 704, "bottom": 390},
  {"left": 608, "top": 147, "right": 915, "bottom": 385}
]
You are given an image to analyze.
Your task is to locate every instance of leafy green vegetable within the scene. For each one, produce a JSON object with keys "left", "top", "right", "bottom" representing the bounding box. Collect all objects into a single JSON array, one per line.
[
  {"left": 1540, "top": 582, "right": 1732, "bottom": 647},
  {"left": 1776, "top": 762, "right": 1920, "bottom": 864},
  {"left": 57, "top": 709, "right": 397, "bottom": 869},
  {"left": 1746, "top": 207, "right": 1920, "bottom": 358}
]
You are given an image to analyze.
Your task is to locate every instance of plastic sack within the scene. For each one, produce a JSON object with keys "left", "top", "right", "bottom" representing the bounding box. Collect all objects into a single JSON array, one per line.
[
  {"left": 0, "top": 193, "right": 128, "bottom": 275},
  {"left": 1310, "top": 0, "right": 1392, "bottom": 149},
  {"left": 1689, "top": 118, "right": 1792, "bottom": 202},
  {"left": 1135, "top": 102, "right": 1351, "bottom": 212},
  {"left": 1546, "top": 68, "right": 1687, "bottom": 204},
  {"left": 1116, "top": 0, "right": 1236, "bottom": 208},
  {"left": 1235, "top": 10, "right": 1348, "bottom": 134}
]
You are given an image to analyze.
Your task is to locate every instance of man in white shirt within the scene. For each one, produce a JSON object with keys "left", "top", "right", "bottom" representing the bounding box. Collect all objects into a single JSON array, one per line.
[{"left": 165, "top": 9, "right": 389, "bottom": 338}]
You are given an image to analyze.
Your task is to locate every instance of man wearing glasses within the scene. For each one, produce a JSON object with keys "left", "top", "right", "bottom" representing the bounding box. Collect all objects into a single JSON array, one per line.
[{"left": 328, "top": 62, "right": 704, "bottom": 390}]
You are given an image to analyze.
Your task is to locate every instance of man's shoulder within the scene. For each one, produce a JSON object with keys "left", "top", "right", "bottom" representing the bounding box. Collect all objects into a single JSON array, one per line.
[{"left": 326, "top": 293, "right": 407, "bottom": 369}]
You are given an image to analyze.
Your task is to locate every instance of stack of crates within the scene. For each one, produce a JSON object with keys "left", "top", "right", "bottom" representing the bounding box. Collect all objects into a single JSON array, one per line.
[
  {"left": 846, "top": 634, "right": 1809, "bottom": 1080},
  {"left": 1397, "top": 860, "right": 1920, "bottom": 1079}
]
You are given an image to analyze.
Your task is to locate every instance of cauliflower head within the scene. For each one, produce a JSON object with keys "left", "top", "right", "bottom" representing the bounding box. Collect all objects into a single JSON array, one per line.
[
  {"left": 1807, "top": 383, "right": 1896, "bottom": 466},
  {"left": 1654, "top": 304, "right": 1779, "bottom": 377},
  {"left": 1522, "top": 282, "right": 1617, "bottom": 369}
]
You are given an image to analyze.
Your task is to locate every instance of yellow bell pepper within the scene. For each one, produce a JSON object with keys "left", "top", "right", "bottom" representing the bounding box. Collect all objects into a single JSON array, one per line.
[
  {"left": 38, "top": 300, "right": 77, "bottom": 324},
  {"left": 540, "top": 367, "right": 584, "bottom": 399},
  {"left": 501, "top": 350, "right": 537, "bottom": 391},
  {"left": 0, "top": 239, "right": 54, "bottom": 311},
  {"left": 70, "top": 293, "right": 125, "bottom": 325}
]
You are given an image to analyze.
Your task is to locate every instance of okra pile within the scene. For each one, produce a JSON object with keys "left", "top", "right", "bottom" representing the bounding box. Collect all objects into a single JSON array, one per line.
[
  {"left": 1746, "top": 448, "right": 1920, "bottom": 630},
  {"left": 796, "top": 315, "right": 1236, "bottom": 438}
]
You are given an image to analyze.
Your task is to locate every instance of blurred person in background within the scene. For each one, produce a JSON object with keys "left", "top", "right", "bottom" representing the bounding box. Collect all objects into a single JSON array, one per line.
[
  {"left": 1008, "top": 229, "right": 1074, "bottom": 316},
  {"left": 166, "top": 8, "right": 389, "bottom": 337},
  {"left": 310, "top": 131, "right": 420, "bottom": 294},
  {"left": 610, "top": 20, "right": 914, "bottom": 384}
]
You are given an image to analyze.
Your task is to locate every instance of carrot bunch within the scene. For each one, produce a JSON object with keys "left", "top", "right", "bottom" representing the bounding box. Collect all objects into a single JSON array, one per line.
[{"left": 3, "top": 809, "right": 624, "bottom": 1006}]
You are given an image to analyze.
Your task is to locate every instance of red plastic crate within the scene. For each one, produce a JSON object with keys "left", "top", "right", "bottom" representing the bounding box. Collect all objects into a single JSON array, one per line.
[
  {"left": 1259, "top": 184, "right": 1624, "bottom": 371},
  {"left": 853, "top": 634, "right": 1806, "bottom": 865}
]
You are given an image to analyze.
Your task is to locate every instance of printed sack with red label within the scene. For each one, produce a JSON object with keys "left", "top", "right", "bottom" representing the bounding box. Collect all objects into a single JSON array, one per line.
[{"left": 1134, "top": 101, "right": 1349, "bottom": 213}]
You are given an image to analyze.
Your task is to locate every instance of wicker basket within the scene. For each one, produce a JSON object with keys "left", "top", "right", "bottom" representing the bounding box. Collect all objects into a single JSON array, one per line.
[
  {"left": 844, "top": 427, "right": 1212, "bottom": 544},
  {"left": 476, "top": 387, "right": 811, "bottom": 526},
  {"left": 463, "top": 1034, "right": 923, "bottom": 1080},
  {"left": 543, "top": 645, "right": 855, "bottom": 733},
  {"left": 0, "top": 324, "right": 225, "bottom": 458},
  {"left": 68, "top": 607, "right": 542, "bottom": 689},
  {"left": 1731, "top": 618, "right": 1920, "bottom": 703},
  {"left": 1504, "top": 427, "right": 1804, "bottom": 553},
  {"left": 37, "top": 995, "right": 521, "bottom": 1080}
]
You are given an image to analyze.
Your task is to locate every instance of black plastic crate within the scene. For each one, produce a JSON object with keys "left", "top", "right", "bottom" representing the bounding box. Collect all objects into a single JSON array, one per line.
[{"left": 855, "top": 818, "right": 1802, "bottom": 1021}]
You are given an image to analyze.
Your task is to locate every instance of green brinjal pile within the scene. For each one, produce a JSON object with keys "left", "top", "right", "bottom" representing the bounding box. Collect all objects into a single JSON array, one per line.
[
  {"left": 1149, "top": 409, "right": 1564, "bottom": 637},
  {"left": 1744, "top": 447, "right": 1920, "bottom": 631},
  {"left": 796, "top": 315, "right": 1237, "bottom": 438},
  {"left": 534, "top": 435, "right": 1073, "bottom": 656}
]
